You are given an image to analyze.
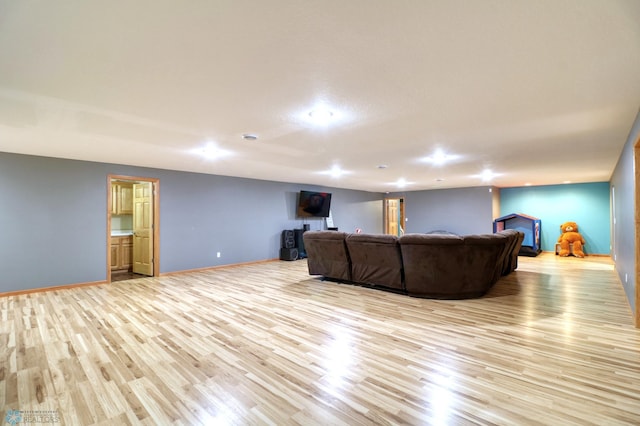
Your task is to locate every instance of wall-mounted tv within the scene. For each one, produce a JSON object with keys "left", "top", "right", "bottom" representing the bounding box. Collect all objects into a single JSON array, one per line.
[{"left": 297, "top": 190, "right": 332, "bottom": 218}]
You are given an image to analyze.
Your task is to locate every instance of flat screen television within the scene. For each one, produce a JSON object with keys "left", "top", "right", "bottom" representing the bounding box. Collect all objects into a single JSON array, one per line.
[{"left": 297, "top": 190, "right": 332, "bottom": 218}]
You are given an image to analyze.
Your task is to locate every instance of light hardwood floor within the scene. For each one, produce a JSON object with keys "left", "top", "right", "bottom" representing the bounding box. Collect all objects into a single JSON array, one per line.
[{"left": 1, "top": 253, "right": 639, "bottom": 425}]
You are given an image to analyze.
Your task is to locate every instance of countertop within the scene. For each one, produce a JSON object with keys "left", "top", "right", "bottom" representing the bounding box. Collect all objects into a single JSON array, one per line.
[{"left": 111, "top": 230, "right": 134, "bottom": 237}]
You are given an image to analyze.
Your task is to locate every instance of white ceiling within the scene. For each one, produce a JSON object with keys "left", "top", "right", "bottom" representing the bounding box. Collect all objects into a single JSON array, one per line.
[{"left": 1, "top": 1, "right": 639, "bottom": 192}]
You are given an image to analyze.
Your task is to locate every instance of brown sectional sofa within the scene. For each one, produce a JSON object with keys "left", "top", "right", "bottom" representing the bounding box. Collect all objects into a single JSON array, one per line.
[{"left": 302, "top": 229, "right": 524, "bottom": 299}]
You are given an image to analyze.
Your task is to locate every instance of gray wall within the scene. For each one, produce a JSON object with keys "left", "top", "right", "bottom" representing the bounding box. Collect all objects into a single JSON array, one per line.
[
  {"left": 610, "top": 110, "right": 639, "bottom": 314},
  {"left": 158, "top": 170, "right": 384, "bottom": 272},
  {"left": 0, "top": 152, "right": 383, "bottom": 293},
  {"left": 389, "top": 186, "right": 496, "bottom": 235},
  {"left": 0, "top": 155, "right": 108, "bottom": 290}
]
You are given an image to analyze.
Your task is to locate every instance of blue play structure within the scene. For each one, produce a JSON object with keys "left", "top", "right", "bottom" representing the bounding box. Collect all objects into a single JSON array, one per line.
[{"left": 493, "top": 213, "right": 542, "bottom": 256}]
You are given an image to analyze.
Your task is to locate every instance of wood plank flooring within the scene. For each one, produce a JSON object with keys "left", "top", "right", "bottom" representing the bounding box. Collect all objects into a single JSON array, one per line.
[{"left": 1, "top": 253, "right": 639, "bottom": 425}]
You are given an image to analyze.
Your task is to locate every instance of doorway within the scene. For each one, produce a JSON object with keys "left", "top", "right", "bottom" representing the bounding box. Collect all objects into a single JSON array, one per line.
[
  {"left": 384, "top": 197, "right": 405, "bottom": 236},
  {"left": 107, "top": 175, "right": 160, "bottom": 283}
]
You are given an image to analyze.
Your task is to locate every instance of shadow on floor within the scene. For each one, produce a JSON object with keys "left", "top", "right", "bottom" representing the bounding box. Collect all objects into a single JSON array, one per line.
[{"left": 112, "top": 271, "right": 147, "bottom": 282}]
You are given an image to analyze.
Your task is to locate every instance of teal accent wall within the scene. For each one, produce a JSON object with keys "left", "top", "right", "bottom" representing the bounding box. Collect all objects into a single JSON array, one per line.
[{"left": 500, "top": 182, "right": 610, "bottom": 254}]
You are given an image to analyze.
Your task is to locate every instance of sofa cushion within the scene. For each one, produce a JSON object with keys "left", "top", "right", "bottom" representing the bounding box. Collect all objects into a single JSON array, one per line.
[
  {"left": 507, "top": 230, "right": 525, "bottom": 273},
  {"left": 345, "top": 233, "right": 404, "bottom": 291},
  {"left": 463, "top": 233, "right": 509, "bottom": 286},
  {"left": 399, "top": 233, "right": 507, "bottom": 299},
  {"left": 302, "top": 231, "right": 351, "bottom": 281},
  {"left": 496, "top": 230, "right": 518, "bottom": 276}
]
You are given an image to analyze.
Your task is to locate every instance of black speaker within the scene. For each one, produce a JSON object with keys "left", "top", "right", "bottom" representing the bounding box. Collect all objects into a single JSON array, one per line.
[
  {"left": 294, "top": 229, "right": 306, "bottom": 258},
  {"left": 281, "top": 230, "right": 295, "bottom": 249},
  {"left": 280, "top": 247, "right": 298, "bottom": 261}
]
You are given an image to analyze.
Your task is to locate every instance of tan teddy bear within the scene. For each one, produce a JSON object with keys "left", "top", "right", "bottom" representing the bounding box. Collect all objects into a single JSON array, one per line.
[{"left": 557, "top": 221, "right": 586, "bottom": 257}]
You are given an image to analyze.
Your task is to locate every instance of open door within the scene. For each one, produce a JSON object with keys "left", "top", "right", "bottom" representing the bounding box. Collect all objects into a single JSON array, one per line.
[
  {"left": 384, "top": 198, "right": 405, "bottom": 236},
  {"left": 133, "top": 182, "right": 154, "bottom": 276}
]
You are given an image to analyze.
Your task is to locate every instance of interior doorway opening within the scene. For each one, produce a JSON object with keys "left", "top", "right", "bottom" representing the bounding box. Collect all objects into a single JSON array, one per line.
[
  {"left": 107, "top": 175, "right": 160, "bottom": 283},
  {"left": 384, "top": 198, "right": 405, "bottom": 237}
]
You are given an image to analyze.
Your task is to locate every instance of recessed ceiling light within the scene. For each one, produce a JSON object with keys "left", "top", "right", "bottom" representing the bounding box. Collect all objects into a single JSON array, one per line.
[
  {"left": 306, "top": 105, "right": 336, "bottom": 126},
  {"left": 296, "top": 102, "right": 353, "bottom": 128},
  {"left": 421, "top": 149, "right": 460, "bottom": 166},
  {"left": 242, "top": 133, "right": 258, "bottom": 141},
  {"left": 432, "top": 150, "right": 447, "bottom": 164},
  {"left": 318, "top": 165, "right": 351, "bottom": 178},
  {"left": 195, "top": 143, "right": 232, "bottom": 160},
  {"left": 481, "top": 170, "right": 496, "bottom": 181},
  {"left": 309, "top": 108, "right": 333, "bottom": 120},
  {"left": 391, "top": 178, "right": 414, "bottom": 188},
  {"left": 472, "top": 169, "right": 501, "bottom": 182},
  {"left": 328, "top": 165, "right": 344, "bottom": 178}
]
